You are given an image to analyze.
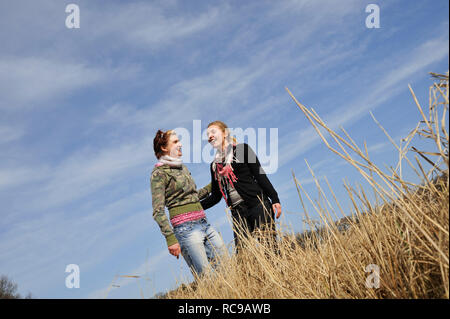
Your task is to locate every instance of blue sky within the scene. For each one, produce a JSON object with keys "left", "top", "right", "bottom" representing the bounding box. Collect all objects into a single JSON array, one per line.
[{"left": 0, "top": 0, "right": 448, "bottom": 299}]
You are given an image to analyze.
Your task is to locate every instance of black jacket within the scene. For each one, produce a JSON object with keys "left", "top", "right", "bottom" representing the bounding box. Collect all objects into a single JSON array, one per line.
[{"left": 201, "top": 143, "right": 280, "bottom": 210}]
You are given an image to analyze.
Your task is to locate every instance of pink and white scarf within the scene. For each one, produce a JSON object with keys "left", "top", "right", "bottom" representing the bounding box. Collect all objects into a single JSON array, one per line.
[
  {"left": 212, "top": 143, "right": 238, "bottom": 201},
  {"left": 155, "top": 155, "right": 182, "bottom": 168}
]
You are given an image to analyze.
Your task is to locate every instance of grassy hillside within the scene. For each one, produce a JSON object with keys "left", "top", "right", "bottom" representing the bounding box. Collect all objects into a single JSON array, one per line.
[{"left": 163, "top": 72, "right": 449, "bottom": 299}]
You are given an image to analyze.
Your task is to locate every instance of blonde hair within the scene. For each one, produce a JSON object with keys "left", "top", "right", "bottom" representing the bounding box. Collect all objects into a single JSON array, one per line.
[{"left": 207, "top": 120, "right": 237, "bottom": 145}]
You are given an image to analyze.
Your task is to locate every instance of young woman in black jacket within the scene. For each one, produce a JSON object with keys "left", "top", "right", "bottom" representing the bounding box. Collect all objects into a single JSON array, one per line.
[{"left": 200, "top": 121, "right": 282, "bottom": 251}]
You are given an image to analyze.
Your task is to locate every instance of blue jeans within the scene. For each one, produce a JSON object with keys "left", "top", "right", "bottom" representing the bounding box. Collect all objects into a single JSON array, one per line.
[{"left": 173, "top": 218, "right": 227, "bottom": 277}]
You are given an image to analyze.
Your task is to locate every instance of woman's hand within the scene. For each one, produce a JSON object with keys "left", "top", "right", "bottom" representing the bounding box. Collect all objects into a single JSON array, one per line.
[
  {"left": 168, "top": 243, "right": 181, "bottom": 259},
  {"left": 272, "top": 203, "right": 282, "bottom": 218},
  {"left": 197, "top": 183, "right": 212, "bottom": 200}
]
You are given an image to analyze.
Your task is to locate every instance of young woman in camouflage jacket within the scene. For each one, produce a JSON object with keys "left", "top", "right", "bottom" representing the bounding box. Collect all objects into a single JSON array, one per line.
[{"left": 150, "top": 129, "right": 227, "bottom": 277}]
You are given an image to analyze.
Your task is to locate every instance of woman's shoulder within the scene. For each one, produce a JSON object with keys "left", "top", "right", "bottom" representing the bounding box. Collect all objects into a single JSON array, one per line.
[
  {"left": 233, "top": 143, "right": 255, "bottom": 162},
  {"left": 151, "top": 165, "right": 169, "bottom": 180},
  {"left": 180, "top": 164, "right": 192, "bottom": 174},
  {"left": 234, "top": 142, "right": 253, "bottom": 151}
]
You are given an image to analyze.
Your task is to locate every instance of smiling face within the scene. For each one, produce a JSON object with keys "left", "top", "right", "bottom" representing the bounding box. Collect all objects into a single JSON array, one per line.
[
  {"left": 207, "top": 124, "right": 228, "bottom": 150},
  {"left": 161, "top": 132, "right": 182, "bottom": 158}
]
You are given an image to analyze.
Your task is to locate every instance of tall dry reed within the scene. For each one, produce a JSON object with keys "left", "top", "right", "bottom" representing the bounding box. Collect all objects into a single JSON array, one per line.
[{"left": 165, "top": 72, "right": 449, "bottom": 299}]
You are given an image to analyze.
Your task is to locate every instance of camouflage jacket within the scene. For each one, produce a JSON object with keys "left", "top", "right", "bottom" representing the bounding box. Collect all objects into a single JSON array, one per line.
[{"left": 150, "top": 164, "right": 211, "bottom": 247}]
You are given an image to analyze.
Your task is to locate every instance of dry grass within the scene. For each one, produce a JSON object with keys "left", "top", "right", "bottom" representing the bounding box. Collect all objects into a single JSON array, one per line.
[{"left": 164, "top": 72, "right": 449, "bottom": 299}]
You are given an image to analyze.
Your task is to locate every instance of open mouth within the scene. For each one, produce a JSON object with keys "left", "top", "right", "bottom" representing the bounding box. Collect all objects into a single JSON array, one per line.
[{"left": 173, "top": 147, "right": 182, "bottom": 155}]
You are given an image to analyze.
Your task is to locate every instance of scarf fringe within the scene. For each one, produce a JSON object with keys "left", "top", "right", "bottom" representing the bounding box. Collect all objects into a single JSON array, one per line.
[{"left": 213, "top": 143, "right": 238, "bottom": 202}]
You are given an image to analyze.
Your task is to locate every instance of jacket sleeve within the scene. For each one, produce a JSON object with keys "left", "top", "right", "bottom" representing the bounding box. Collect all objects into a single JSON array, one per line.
[
  {"left": 200, "top": 164, "right": 223, "bottom": 210},
  {"left": 197, "top": 183, "right": 212, "bottom": 200},
  {"left": 150, "top": 169, "right": 178, "bottom": 247},
  {"left": 245, "top": 143, "right": 280, "bottom": 204}
]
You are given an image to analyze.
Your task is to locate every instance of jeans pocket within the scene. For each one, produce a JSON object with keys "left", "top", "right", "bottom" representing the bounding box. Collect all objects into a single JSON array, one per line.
[{"left": 173, "top": 222, "right": 194, "bottom": 240}]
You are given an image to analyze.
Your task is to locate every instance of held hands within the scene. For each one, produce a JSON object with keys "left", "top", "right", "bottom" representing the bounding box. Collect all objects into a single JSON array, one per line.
[
  {"left": 168, "top": 243, "right": 181, "bottom": 259},
  {"left": 272, "top": 203, "right": 282, "bottom": 219}
]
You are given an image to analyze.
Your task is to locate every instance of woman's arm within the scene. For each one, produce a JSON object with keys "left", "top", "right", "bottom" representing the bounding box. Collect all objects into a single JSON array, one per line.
[
  {"left": 197, "top": 183, "right": 212, "bottom": 200},
  {"left": 200, "top": 164, "right": 223, "bottom": 210},
  {"left": 150, "top": 169, "right": 178, "bottom": 247},
  {"left": 244, "top": 143, "right": 280, "bottom": 204}
]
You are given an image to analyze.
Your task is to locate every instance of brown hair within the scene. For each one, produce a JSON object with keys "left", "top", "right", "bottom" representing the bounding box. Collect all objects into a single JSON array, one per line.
[{"left": 153, "top": 129, "right": 174, "bottom": 159}]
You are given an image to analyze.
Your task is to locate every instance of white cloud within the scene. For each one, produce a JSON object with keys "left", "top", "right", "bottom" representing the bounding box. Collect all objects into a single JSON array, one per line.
[
  {"left": 0, "top": 166, "right": 49, "bottom": 191},
  {"left": 279, "top": 33, "right": 449, "bottom": 167},
  {"left": 0, "top": 57, "right": 139, "bottom": 109},
  {"left": 80, "top": 1, "right": 226, "bottom": 52},
  {"left": 0, "top": 125, "right": 24, "bottom": 144},
  {"left": 92, "top": 63, "right": 270, "bottom": 132},
  {"left": 25, "top": 137, "right": 153, "bottom": 210},
  {"left": 366, "top": 140, "right": 392, "bottom": 154},
  {"left": 128, "top": 7, "right": 221, "bottom": 49}
]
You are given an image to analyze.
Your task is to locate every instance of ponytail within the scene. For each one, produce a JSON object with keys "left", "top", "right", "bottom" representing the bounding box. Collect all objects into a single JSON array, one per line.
[{"left": 153, "top": 129, "right": 174, "bottom": 159}]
